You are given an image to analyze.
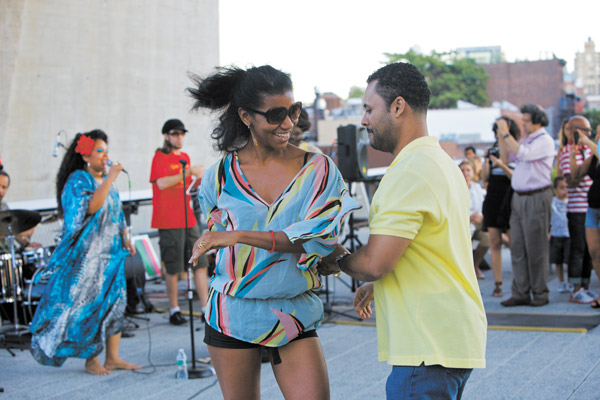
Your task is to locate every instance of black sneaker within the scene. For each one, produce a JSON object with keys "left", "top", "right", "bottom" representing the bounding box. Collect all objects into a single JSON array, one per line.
[{"left": 169, "top": 311, "right": 187, "bottom": 325}]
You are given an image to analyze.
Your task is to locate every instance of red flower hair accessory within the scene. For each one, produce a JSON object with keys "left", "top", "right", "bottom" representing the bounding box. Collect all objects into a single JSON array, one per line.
[{"left": 75, "top": 135, "right": 95, "bottom": 156}]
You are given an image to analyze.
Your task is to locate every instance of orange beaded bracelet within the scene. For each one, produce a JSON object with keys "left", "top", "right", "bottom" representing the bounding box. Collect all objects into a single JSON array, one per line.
[{"left": 268, "top": 230, "right": 276, "bottom": 253}]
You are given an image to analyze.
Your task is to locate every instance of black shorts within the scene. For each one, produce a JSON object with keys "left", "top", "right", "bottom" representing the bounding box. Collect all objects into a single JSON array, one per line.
[
  {"left": 158, "top": 226, "right": 207, "bottom": 274},
  {"left": 549, "top": 236, "right": 570, "bottom": 264},
  {"left": 204, "top": 322, "right": 318, "bottom": 349}
]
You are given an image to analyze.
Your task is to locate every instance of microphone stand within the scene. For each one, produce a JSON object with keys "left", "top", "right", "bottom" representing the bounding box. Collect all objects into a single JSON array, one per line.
[{"left": 178, "top": 159, "right": 212, "bottom": 379}]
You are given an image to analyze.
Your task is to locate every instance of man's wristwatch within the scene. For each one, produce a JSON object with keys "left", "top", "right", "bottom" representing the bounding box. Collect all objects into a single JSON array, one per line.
[{"left": 335, "top": 252, "right": 351, "bottom": 272}]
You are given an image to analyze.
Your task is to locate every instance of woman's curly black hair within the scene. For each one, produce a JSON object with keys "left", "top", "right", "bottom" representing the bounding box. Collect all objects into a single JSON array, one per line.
[{"left": 55, "top": 129, "right": 107, "bottom": 214}]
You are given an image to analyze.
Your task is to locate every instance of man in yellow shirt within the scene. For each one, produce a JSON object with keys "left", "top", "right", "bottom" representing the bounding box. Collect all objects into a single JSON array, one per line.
[{"left": 319, "top": 62, "right": 486, "bottom": 399}]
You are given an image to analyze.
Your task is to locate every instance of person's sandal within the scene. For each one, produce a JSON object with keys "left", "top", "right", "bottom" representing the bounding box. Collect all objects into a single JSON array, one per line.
[{"left": 492, "top": 282, "right": 503, "bottom": 297}]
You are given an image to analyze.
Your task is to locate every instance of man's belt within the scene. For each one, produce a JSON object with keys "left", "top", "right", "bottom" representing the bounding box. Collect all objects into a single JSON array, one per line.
[{"left": 514, "top": 185, "right": 551, "bottom": 196}]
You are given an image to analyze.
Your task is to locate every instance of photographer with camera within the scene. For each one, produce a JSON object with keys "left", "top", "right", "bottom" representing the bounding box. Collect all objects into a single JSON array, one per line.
[
  {"left": 499, "top": 105, "right": 555, "bottom": 307},
  {"left": 481, "top": 116, "right": 520, "bottom": 297}
]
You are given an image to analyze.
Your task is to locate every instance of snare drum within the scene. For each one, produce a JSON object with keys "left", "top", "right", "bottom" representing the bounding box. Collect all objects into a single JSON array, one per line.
[
  {"left": 0, "top": 253, "right": 24, "bottom": 303},
  {"left": 22, "top": 246, "right": 55, "bottom": 280}
]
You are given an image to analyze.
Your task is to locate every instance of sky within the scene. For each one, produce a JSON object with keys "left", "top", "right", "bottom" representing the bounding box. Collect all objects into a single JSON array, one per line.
[{"left": 219, "top": 0, "right": 599, "bottom": 104}]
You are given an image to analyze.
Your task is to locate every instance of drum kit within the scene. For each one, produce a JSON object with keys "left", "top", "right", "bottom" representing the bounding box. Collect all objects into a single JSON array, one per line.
[{"left": 0, "top": 209, "right": 55, "bottom": 348}]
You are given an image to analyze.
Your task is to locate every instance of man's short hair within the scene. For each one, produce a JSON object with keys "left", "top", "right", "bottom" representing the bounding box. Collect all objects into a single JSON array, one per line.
[
  {"left": 520, "top": 104, "right": 549, "bottom": 127},
  {"left": 553, "top": 176, "right": 565, "bottom": 188},
  {"left": 367, "top": 62, "right": 430, "bottom": 113},
  {"left": 465, "top": 146, "right": 476, "bottom": 154}
]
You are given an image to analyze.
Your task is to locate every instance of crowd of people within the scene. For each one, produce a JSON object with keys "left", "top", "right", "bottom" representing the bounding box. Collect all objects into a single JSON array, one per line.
[{"left": 462, "top": 109, "right": 600, "bottom": 308}]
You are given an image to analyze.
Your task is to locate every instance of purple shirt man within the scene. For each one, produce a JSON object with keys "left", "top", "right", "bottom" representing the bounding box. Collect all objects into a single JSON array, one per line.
[{"left": 497, "top": 105, "right": 554, "bottom": 307}]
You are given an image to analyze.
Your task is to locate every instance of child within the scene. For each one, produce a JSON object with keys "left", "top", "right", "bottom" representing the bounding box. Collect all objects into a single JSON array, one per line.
[
  {"left": 459, "top": 160, "right": 489, "bottom": 280},
  {"left": 550, "top": 176, "right": 571, "bottom": 292}
]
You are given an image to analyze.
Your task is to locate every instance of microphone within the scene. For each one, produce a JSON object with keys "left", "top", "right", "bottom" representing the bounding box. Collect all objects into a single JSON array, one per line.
[
  {"left": 52, "top": 132, "right": 61, "bottom": 157},
  {"left": 107, "top": 160, "right": 128, "bottom": 174},
  {"left": 178, "top": 159, "right": 187, "bottom": 167}
]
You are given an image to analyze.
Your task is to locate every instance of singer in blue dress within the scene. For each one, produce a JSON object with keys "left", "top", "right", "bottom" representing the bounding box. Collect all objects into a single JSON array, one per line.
[{"left": 30, "top": 130, "right": 140, "bottom": 375}]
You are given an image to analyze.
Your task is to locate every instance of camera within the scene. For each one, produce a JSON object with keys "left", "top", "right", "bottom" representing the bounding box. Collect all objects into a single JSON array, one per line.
[{"left": 487, "top": 146, "right": 500, "bottom": 159}]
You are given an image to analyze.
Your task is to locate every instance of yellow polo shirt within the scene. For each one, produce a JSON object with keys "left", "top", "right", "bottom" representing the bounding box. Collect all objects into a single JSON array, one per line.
[{"left": 370, "top": 136, "right": 486, "bottom": 368}]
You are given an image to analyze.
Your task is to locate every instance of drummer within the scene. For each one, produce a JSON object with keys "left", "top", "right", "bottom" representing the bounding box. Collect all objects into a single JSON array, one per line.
[{"left": 0, "top": 169, "right": 42, "bottom": 252}]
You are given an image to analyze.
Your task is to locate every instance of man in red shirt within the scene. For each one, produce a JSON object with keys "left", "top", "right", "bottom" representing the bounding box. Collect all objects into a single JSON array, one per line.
[{"left": 150, "top": 119, "right": 208, "bottom": 325}]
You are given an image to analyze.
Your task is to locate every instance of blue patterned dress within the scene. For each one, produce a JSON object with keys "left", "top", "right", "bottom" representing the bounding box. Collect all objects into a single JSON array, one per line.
[
  {"left": 200, "top": 152, "right": 360, "bottom": 346},
  {"left": 30, "top": 170, "right": 129, "bottom": 366}
]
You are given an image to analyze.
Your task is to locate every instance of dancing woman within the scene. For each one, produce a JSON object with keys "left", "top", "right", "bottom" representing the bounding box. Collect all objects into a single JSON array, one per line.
[
  {"left": 30, "top": 130, "right": 140, "bottom": 375},
  {"left": 187, "top": 65, "right": 359, "bottom": 400}
]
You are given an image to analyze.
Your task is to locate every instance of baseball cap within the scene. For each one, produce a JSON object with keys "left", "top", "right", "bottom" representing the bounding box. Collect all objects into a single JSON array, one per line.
[{"left": 162, "top": 119, "right": 188, "bottom": 134}]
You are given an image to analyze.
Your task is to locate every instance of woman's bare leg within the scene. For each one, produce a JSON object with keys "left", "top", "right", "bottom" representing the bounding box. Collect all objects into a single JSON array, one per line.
[
  {"left": 488, "top": 227, "right": 503, "bottom": 284},
  {"left": 586, "top": 228, "right": 600, "bottom": 303},
  {"left": 104, "top": 332, "right": 141, "bottom": 371},
  {"left": 271, "top": 337, "right": 330, "bottom": 400},
  {"left": 208, "top": 345, "right": 262, "bottom": 400}
]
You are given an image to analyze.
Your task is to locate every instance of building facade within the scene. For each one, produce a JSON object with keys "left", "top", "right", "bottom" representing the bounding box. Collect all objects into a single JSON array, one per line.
[{"left": 1, "top": 1, "right": 220, "bottom": 202}]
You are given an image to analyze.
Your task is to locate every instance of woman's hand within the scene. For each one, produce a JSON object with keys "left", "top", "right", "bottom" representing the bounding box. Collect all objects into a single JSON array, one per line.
[
  {"left": 124, "top": 238, "right": 136, "bottom": 255},
  {"left": 106, "top": 161, "right": 124, "bottom": 182},
  {"left": 316, "top": 244, "right": 349, "bottom": 276},
  {"left": 316, "top": 258, "right": 341, "bottom": 276},
  {"left": 189, "top": 231, "right": 240, "bottom": 266},
  {"left": 489, "top": 154, "right": 502, "bottom": 167},
  {"left": 353, "top": 283, "right": 375, "bottom": 319}
]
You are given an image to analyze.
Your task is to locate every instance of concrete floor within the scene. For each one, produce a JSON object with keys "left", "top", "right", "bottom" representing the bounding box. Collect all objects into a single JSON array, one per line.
[{"left": 2, "top": 248, "right": 600, "bottom": 399}]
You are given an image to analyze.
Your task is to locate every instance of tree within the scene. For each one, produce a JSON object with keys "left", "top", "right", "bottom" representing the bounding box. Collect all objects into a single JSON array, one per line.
[
  {"left": 583, "top": 109, "right": 600, "bottom": 134},
  {"left": 382, "top": 50, "right": 489, "bottom": 109},
  {"left": 348, "top": 86, "right": 365, "bottom": 99}
]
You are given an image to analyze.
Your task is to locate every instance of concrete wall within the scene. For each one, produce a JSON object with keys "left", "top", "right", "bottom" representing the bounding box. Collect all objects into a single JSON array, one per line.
[{"left": 1, "top": 0, "right": 220, "bottom": 202}]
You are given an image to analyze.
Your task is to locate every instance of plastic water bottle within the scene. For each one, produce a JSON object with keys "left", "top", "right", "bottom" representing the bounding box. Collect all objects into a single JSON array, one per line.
[{"left": 176, "top": 348, "right": 188, "bottom": 381}]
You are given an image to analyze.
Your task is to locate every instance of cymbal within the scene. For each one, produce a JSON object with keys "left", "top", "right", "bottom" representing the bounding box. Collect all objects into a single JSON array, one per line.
[
  {"left": 0, "top": 209, "right": 42, "bottom": 236},
  {"left": 41, "top": 213, "right": 60, "bottom": 224}
]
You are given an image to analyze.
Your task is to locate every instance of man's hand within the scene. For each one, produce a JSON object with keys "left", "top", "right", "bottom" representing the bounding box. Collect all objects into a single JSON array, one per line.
[
  {"left": 353, "top": 283, "right": 374, "bottom": 319},
  {"left": 495, "top": 119, "right": 509, "bottom": 137},
  {"left": 190, "top": 165, "right": 205, "bottom": 178}
]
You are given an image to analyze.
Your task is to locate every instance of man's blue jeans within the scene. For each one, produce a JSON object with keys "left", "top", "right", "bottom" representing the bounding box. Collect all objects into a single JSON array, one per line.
[{"left": 386, "top": 364, "right": 473, "bottom": 399}]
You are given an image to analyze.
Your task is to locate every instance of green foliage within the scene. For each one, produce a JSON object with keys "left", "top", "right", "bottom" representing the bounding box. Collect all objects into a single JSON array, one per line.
[
  {"left": 382, "top": 50, "right": 489, "bottom": 109},
  {"left": 348, "top": 86, "right": 365, "bottom": 99},
  {"left": 582, "top": 109, "right": 600, "bottom": 135}
]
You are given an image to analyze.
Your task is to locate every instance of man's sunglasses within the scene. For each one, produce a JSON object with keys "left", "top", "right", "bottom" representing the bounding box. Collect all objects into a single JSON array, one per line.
[
  {"left": 167, "top": 130, "right": 186, "bottom": 136},
  {"left": 246, "top": 102, "right": 302, "bottom": 125}
]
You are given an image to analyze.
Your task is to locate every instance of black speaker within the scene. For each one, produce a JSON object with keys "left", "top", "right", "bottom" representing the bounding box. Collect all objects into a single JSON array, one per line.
[
  {"left": 337, "top": 124, "right": 369, "bottom": 181},
  {"left": 125, "top": 253, "right": 154, "bottom": 314}
]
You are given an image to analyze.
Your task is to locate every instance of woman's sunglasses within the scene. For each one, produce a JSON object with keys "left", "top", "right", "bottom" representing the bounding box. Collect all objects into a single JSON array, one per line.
[{"left": 246, "top": 102, "right": 302, "bottom": 125}]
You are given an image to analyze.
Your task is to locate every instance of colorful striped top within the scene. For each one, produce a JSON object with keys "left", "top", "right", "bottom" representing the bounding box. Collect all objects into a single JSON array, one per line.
[
  {"left": 198, "top": 152, "right": 360, "bottom": 346},
  {"left": 558, "top": 144, "right": 592, "bottom": 213}
]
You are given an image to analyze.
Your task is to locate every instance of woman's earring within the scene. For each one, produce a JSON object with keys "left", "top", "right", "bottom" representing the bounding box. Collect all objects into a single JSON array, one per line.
[{"left": 251, "top": 135, "right": 258, "bottom": 147}]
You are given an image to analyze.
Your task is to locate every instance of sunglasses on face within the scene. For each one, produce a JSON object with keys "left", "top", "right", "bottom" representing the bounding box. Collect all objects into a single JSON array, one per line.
[
  {"left": 246, "top": 102, "right": 302, "bottom": 125},
  {"left": 167, "top": 130, "right": 186, "bottom": 136}
]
